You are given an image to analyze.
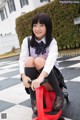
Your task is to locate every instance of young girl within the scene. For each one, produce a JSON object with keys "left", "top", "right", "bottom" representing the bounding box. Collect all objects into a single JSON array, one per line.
[{"left": 19, "top": 13, "right": 66, "bottom": 118}]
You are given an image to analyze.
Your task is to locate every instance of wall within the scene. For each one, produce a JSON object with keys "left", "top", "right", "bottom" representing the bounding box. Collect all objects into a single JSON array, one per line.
[
  {"left": 0, "top": 0, "right": 49, "bottom": 35},
  {"left": 0, "top": 0, "right": 49, "bottom": 54}
]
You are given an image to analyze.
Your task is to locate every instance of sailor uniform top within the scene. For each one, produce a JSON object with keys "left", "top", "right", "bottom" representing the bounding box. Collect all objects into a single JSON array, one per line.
[{"left": 19, "top": 36, "right": 59, "bottom": 75}]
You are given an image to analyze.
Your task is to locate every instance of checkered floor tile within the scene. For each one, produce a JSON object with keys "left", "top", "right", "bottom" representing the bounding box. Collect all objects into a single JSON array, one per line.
[{"left": 0, "top": 55, "right": 80, "bottom": 120}]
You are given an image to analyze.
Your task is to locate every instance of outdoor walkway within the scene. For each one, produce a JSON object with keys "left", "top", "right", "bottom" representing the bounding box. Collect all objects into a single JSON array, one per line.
[{"left": 0, "top": 55, "right": 80, "bottom": 120}]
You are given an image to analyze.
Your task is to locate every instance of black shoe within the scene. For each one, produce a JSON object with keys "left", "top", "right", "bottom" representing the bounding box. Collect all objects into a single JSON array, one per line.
[
  {"left": 58, "top": 116, "right": 65, "bottom": 120},
  {"left": 31, "top": 100, "right": 37, "bottom": 118},
  {"left": 52, "top": 96, "right": 64, "bottom": 111},
  {"left": 32, "top": 112, "right": 38, "bottom": 119},
  {"left": 31, "top": 100, "right": 37, "bottom": 113}
]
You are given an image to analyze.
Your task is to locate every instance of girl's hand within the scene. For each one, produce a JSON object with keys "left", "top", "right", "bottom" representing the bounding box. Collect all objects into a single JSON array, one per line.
[
  {"left": 31, "top": 77, "right": 44, "bottom": 91},
  {"left": 21, "top": 74, "right": 31, "bottom": 88},
  {"left": 31, "top": 79, "right": 41, "bottom": 91}
]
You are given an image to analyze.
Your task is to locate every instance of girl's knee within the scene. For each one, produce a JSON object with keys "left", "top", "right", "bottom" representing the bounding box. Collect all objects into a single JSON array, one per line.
[
  {"left": 25, "top": 57, "right": 35, "bottom": 67},
  {"left": 34, "top": 57, "right": 45, "bottom": 69}
]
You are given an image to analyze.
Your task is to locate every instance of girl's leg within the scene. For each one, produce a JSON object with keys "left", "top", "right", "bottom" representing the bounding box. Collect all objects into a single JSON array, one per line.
[
  {"left": 47, "top": 70, "right": 64, "bottom": 111},
  {"left": 24, "top": 57, "right": 38, "bottom": 117},
  {"left": 34, "top": 57, "right": 64, "bottom": 111},
  {"left": 34, "top": 57, "right": 53, "bottom": 91}
]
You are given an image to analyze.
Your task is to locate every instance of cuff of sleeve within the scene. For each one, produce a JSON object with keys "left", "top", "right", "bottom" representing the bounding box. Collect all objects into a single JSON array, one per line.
[{"left": 42, "top": 68, "right": 49, "bottom": 75}]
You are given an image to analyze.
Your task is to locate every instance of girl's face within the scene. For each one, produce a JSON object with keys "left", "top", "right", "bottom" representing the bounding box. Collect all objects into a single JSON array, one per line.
[{"left": 33, "top": 22, "right": 46, "bottom": 40}]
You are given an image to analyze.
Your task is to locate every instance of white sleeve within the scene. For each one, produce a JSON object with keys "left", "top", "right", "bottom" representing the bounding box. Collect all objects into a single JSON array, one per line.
[
  {"left": 19, "top": 37, "right": 29, "bottom": 74},
  {"left": 42, "top": 38, "right": 58, "bottom": 74}
]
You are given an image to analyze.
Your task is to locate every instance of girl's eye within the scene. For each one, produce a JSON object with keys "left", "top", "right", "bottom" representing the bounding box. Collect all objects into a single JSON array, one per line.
[
  {"left": 33, "top": 24, "right": 37, "bottom": 27},
  {"left": 40, "top": 24, "right": 44, "bottom": 27}
]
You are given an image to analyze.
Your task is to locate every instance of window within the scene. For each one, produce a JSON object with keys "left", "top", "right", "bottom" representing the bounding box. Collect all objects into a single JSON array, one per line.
[
  {"left": 7, "top": 0, "right": 16, "bottom": 13},
  {"left": 20, "top": 0, "right": 29, "bottom": 8},
  {"left": 0, "top": 9, "right": 5, "bottom": 21},
  {"left": 4, "top": 7, "right": 8, "bottom": 18},
  {"left": 40, "top": 0, "right": 50, "bottom": 2}
]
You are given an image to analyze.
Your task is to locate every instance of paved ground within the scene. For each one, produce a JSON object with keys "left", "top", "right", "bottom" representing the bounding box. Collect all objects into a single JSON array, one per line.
[{"left": 0, "top": 55, "right": 80, "bottom": 120}]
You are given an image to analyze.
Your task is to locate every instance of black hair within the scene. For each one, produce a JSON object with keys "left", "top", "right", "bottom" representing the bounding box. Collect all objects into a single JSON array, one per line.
[{"left": 30, "top": 13, "right": 53, "bottom": 47}]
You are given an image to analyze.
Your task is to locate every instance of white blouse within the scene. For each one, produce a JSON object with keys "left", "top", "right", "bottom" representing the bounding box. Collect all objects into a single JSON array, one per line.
[{"left": 19, "top": 36, "right": 59, "bottom": 75}]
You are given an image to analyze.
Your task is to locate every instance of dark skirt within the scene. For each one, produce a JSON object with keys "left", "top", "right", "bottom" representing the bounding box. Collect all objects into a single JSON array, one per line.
[{"left": 24, "top": 66, "right": 67, "bottom": 94}]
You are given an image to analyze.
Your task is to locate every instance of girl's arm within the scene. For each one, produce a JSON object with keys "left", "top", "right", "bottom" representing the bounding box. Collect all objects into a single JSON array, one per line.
[
  {"left": 42, "top": 38, "right": 58, "bottom": 74},
  {"left": 38, "top": 38, "right": 58, "bottom": 81},
  {"left": 19, "top": 37, "right": 31, "bottom": 88},
  {"left": 19, "top": 37, "right": 29, "bottom": 75}
]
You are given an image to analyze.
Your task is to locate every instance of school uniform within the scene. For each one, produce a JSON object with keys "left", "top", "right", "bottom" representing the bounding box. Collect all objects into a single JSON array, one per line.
[
  {"left": 19, "top": 36, "right": 59, "bottom": 75},
  {"left": 19, "top": 36, "right": 67, "bottom": 94}
]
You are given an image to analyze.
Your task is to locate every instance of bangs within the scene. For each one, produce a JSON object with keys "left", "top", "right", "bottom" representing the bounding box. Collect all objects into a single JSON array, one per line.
[{"left": 32, "top": 13, "right": 47, "bottom": 26}]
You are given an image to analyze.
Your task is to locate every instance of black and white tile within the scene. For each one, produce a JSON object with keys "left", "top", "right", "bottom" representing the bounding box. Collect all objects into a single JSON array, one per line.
[{"left": 0, "top": 55, "right": 80, "bottom": 120}]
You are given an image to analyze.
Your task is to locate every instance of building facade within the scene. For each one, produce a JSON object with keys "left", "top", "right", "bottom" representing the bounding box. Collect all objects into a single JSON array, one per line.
[
  {"left": 0, "top": 0, "right": 50, "bottom": 54},
  {"left": 0, "top": 0, "right": 51, "bottom": 35}
]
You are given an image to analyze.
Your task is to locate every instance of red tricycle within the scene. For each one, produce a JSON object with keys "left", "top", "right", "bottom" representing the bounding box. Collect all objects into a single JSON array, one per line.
[{"left": 32, "top": 85, "right": 69, "bottom": 120}]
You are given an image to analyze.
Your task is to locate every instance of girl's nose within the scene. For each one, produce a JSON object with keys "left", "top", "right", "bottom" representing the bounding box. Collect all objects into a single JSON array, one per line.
[{"left": 36, "top": 26, "right": 40, "bottom": 30}]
